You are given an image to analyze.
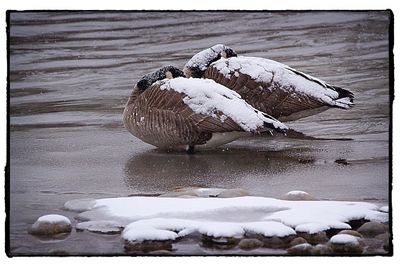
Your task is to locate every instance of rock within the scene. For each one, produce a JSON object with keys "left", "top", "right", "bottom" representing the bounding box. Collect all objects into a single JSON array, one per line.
[
  {"left": 287, "top": 243, "right": 313, "bottom": 255},
  {"left": 149, "top": 250, "right": 173, "bottom": 255},
  {"left": 289, "top": 237, "right": 308, "bottom": 247},
  {"left": 375, "top": 232, "right": 390, "bottom": 252},
  {"left": 311, "top": 244, "right": 333, "bottom": 255},
  {"left": 238, "top": 238, "right": 263, "bottom": 250},
  {"left": 201, "top": 235, "right": 240, "bottom": 249},
  {"left": 218, "top": 188, "right": 250, "bottom": 198},
  {"left": 375, "top": 232, "right": 389, "bottom": 241},
  {"left": 338, "top": 230, "right": 363, "bottom": 238},
  {"left": 29, "top": 214, "right": 72, "bottom": 236},
  {"left": 297, "top": 231, "right": 328, "bottom": 244},
  {"left": 124, "top": 240, "right": 173, "bottom": 252},
  {"left": 329, "top": 234, "right": 364, "bottom": 254},
  {"left": 357, "top": 222, "right": 388, "bottom": 237},
  {"left": 48, "top": 250, "right": 70, "bottom": 255},
  {"left": 261, "top": 236, "right": 286, "bottom": 248},
  {"left": 283, "top": 190, "right": 318, "bottom": 201}
]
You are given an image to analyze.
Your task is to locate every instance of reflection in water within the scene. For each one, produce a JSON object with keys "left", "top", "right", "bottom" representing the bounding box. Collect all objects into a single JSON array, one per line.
[{"left": 123, "top": 146, "right": 314, "bottom": 193}]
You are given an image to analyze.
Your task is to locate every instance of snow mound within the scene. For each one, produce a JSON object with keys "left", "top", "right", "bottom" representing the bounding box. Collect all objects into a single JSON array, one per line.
[
  {"left": 122, "top": 218, "right": 295, "bottom": 243},
  {"left": 160, "top": 77, "right": 287, "bottom": 132},
  {"left": 330, "top": 234, "right": 360, "bottom": 245},
  {"left": 36, "top": 214, "right": 71, "bottom": 224},
  {"left": 67, "top": 195, "right": 388, "bottom": 243},
  {"left": 295, "top": 223, "right": 330, "bottom": 234}
]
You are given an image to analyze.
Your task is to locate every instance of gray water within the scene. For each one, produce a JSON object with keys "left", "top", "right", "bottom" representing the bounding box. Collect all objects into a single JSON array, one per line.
[{"left": 8, "top": 11, "right": 391, "bottom": 255}]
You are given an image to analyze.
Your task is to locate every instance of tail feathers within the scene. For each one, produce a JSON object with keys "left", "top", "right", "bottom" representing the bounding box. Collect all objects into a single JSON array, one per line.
[
  {"left": 331, "top": 85, "right": 354, "bottom": 109},
  {"left": 256, "top": 110, "right": 288, "bottom": 134}
]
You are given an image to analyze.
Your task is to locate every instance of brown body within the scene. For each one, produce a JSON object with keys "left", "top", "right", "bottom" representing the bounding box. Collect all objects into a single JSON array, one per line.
[{"left": 123, "top": 83, "right": 248, "bottom": 150}]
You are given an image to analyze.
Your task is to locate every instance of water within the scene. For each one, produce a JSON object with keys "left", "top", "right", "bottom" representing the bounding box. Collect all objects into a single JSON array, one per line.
[{"left": 8, "top": 11, "right": 391, "bottom": 255}]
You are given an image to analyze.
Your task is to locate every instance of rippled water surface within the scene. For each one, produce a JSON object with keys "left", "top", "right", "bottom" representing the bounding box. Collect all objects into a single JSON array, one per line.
[{"left": 8, "top": 11, "right": 391, "bottom": 255}]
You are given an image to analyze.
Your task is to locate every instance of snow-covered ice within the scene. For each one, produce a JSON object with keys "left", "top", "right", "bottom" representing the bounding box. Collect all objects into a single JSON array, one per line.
[
  {"left": 295, "top": 223, "right": 330, "bottom": 234},
  {"left": 159, "top": 77, "right": 287, "bottom": 132},
  {"left": 380, "top": 205, "right": 389, "bottom": 213},
  {"left": 65, "top": 194, "right": 388, "bottom": 242}
]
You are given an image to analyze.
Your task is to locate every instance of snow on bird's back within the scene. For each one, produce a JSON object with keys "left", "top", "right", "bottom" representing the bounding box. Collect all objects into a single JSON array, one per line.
[
  {"left": 160, "top": 77, "right": 286, "bottom": 132},
  {"left": 212, "top": 56, "right": 339, "bottom": 100}
]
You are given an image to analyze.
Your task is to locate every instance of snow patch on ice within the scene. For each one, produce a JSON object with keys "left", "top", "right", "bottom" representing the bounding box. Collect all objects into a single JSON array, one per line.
[
  {"left": 330, "top": 234, "right": 360, "bottom": 245},
  {"left": 295, "top": 223, "right": 330, "bottom": 234},
  {"left": 160, "top": 77, "right": 287, "bottom": 132},
  {"left": 67, "top": 195, "right": 388, "bottom": 243},
  {"left": 379, "top": 205, "right": 389, "bottom": 213}
]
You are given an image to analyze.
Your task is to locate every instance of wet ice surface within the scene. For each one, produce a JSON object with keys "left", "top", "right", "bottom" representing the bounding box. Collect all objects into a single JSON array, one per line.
[{"left": 9, "top": 11, "right": 390, "bottom": 255}]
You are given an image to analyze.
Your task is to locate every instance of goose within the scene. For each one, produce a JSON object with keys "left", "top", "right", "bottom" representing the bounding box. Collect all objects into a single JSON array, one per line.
[
  {"left": 183, "top": 44, "right": 354, "bottom": 121},
  {"left": 123, "top": 66, "right": 288, "bottom": 153}
]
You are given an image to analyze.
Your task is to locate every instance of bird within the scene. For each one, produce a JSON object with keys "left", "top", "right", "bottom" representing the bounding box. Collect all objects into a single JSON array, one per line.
[
  {"left": 123, "top": 66, "right": 288, "bottom": 153},
  {"left": 183, "top": 44, "right": 354, "bottom": 121}
]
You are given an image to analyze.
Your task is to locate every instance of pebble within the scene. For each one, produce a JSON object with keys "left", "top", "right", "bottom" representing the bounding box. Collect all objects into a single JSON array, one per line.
[
  {"left": 357, "top": 222, "right": 388, "bottom": 237},
  {"left": 289, "top": 237, "right": 308, "bottom": 247},
  {"left": 329, "top": 234, "right": 364, "bottom": 254},
  {"left": 149, "top": 250, "right": 173, "bottom": 255},
  {"left": 124, "top": 240, "right": 173, "bottom": 252},
  {"left": 283, "top": 190, "right": 318, "bottom": 201},
  {"left": 238, "top": 238, "right": 263, "bottom": 250},
  {"left": 311, "top": 244, "right": 333, "bottom": 255},
  {"left": 375, "top": 232, "right": 390, "bottom": 252},
  {"left": 338, "top": 230, "right": 363, "bottom": 238},
  {"left": 287, "top": 243, "right": 313, "bottom": 255},
  {"left": 217, "top": 188, "right": 250, "bottom": 198},
  {"left": 261, "top": 236, "right": 286, "bottom": 248},
  {"left": 29, "top": 214, "right": 72, "bottom": 236},
  {"left": 201, "top": 235, "right": 241, "bottom": 249},
  {"left": 297, "top": 231, "right": 328, "bottom": 244}
]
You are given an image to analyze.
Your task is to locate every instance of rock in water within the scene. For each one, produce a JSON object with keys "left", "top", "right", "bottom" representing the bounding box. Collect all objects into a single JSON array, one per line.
[
  {"left": 238, "top": 238, "right": 264, "bottom": 250},
  {"left": 338, "top": 229, "right": 363, "bottom": 238},
  {"left": 329, "top": 234, "right": 364, "bottom": 254},
  {"left": 283, "top": 190, "right": 318, "bottom": 201},
  {"left": 357, "top": 222, "right": 388, "bottom": 237},
  {"left": 289, "top": 237, "right": 308, "bottom": 247},
  {"left": 124, "top": 240, "right": 173, "bottom": 252},
  {"left": 287, "top": 243, "right": 313, "bottom": 255},
  {"left": 311, "top": 244, "right": 333, "bottom": 255},
  {"left": 297, "top": 231, "right": 328, "bottom": 244},
  {"left": 375, "top": 232, "right": 390, "bottom": 252},
  {"left": 201, "top": 235, "right": 241, "bottom": 249},
  {"left": 29, "top": 214, "right": 72, "bottom": 236}
]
